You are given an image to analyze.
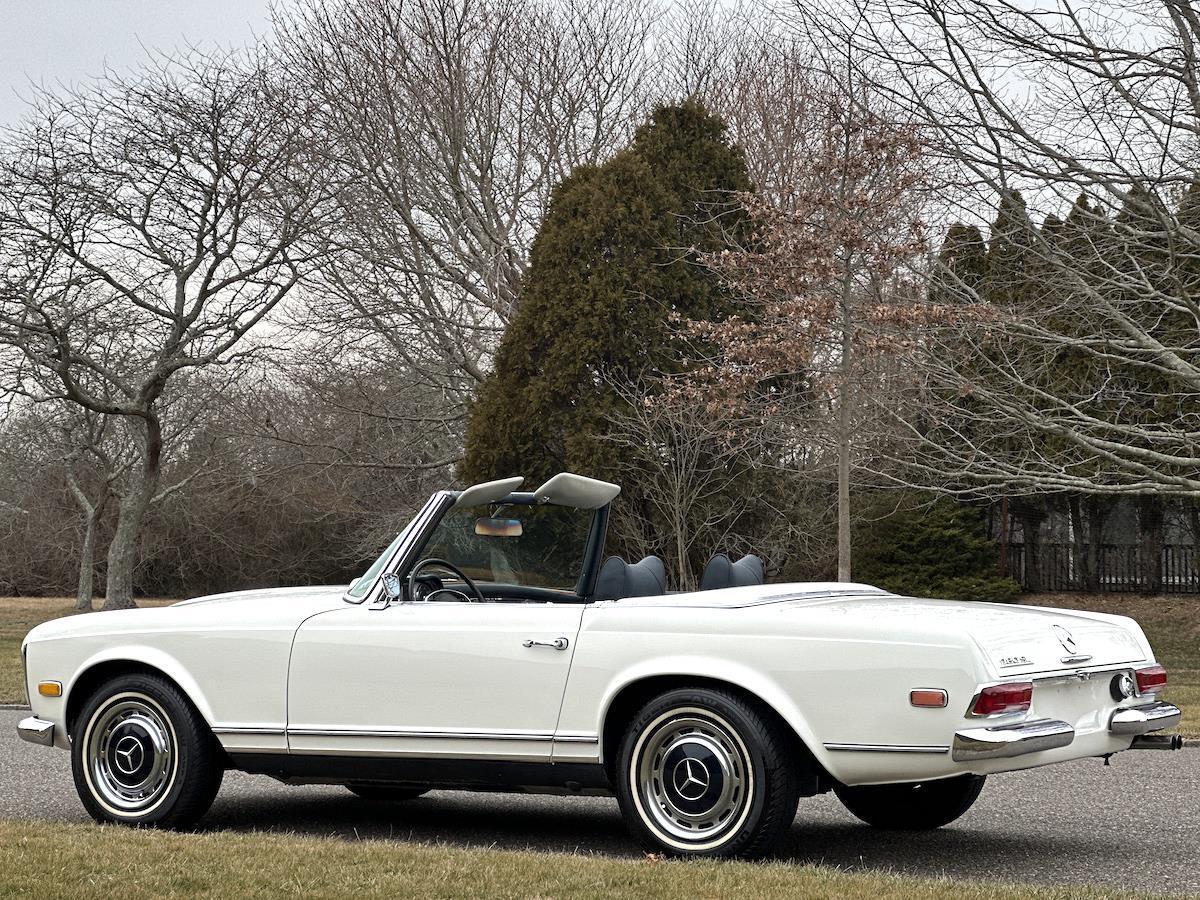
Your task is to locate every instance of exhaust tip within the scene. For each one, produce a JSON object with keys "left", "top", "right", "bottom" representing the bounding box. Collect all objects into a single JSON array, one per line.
[{"left": 1130, "top": 733, "right": 1184, "bottom": 751}]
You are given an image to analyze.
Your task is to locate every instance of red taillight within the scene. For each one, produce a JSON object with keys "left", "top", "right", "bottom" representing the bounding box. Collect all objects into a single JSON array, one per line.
[
  {"left": 972, "top": 681, "right": 1033, "bottom": 716},
  {"left": 1135, "top": 665, "right": 1167, "bottom": 695}
]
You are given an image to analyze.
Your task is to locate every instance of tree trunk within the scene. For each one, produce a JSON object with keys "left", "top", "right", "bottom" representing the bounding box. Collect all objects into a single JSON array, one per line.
[
  {"left": 836, "top": 261, "right": 854, "bottom": 583},
  {"left": 1137, "top": 495, "right": 1164, "bottom": 596},
  {"left": 1067, "top": 494, "right": 1087, "bottom": 592},
  {"left": 674, "top": 510, "right": 691, "bottom": 593},
  {"left": 74, "top": 507, "right": 102, "bottom": 611},
  {"left": 101, "top": 417, "right": 162, "bottom": 611},
  {"left": 1013, "top": 499, "right": 1046, "bottom": 593},
  {"left": 1084, "top": 495, "right": 1113, "bottom": 593}
]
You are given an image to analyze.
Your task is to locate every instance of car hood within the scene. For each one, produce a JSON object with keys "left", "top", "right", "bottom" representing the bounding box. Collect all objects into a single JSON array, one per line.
[
  {"left": 617, "top": 583, "right": 1151, "bottom": 676},
  {"left": 24, "top": 585, "right": 349, "bottom": 645},
  {"left": 171, "top": 584, "right": 348, "bottom": 611}
]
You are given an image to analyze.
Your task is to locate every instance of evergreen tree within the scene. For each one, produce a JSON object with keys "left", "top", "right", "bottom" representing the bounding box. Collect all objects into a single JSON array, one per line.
[
  {"left": 981, "top": 190, "right": 1040, "bottom": 310},
  {"left": 460, "top": 102, "right": 752, "bottom": 486},
  {"left": 853, "top": 493, "right": 1019, "bottom": 602},
  {"left": 928, "top": 223, "right": 986, "bottom": 305}
]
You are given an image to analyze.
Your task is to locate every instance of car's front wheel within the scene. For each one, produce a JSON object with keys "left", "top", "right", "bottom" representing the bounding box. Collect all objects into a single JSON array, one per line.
[
  {"left": 71, "top": 672, "right": 223, "bottom": 828},
  {"left": 614, "top": 687, "right": 800, "bottom": 859},
  {"left": 833, "top": 774, "right": 985, "bottom": 830}
]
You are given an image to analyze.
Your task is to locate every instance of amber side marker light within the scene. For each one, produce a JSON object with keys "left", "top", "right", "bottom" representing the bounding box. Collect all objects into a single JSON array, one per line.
[
  {"left": 910, "top": 689, "right": 948, "bottom": 708},
  {"left": 37, "top": 681, "right": 62, "bottom": 698}
]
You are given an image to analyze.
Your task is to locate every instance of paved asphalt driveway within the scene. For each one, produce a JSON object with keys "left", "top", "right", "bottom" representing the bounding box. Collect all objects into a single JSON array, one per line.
[{"left": 2, "top": 709, "right": 1197, "bottom": 895}]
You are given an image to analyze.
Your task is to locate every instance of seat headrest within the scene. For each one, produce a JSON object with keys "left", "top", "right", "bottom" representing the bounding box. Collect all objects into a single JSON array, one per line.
[
  {"left": 699, "top": 553, "right": 764, "bottom": 591},
  {"left": 594, "top": 555, "right": 667, "bottom": 600}
]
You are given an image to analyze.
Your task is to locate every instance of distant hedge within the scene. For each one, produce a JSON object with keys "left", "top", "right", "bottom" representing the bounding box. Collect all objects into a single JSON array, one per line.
[{"left": 854, "top": 493, "right": 1020, "bottom": 603}]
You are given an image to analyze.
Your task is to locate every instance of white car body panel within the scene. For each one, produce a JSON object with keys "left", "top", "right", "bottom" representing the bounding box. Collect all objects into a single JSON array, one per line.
[
  {"left": 22, "top": 578, "right": 1165, "bottom": 786},
  {"left": 24, "top": 587, "right": 344, "bottom": 752},
  {"left": 287, "top": 601, "right": 586, "bottom": 761}
]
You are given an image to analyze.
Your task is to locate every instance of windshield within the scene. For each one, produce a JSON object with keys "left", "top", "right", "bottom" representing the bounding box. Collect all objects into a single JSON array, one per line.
[
  {"left": 347, "top": 527, "right": 409, "bottom": 600},
  {"left": 415, "top": 503, "right": 593, "bottom": 592}
]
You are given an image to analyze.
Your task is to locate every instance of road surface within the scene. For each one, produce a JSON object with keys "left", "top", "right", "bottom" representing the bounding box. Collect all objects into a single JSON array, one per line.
[{"left": 2, "top": 709, "right": 1197, "bottom": 895}]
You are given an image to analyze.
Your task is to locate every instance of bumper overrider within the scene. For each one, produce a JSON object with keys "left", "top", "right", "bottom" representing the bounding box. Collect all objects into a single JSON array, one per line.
[
  {"left": 952, "top": 701, "right": 1182, "bottom": 762},
  {"left": 16, "top": 717, "right": 54, "bottom": 747}
]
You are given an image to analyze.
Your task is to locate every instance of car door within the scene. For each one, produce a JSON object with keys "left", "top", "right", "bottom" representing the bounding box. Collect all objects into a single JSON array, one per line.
[{"left": 287, "top": 599, "right": 586, "bottom": 761}]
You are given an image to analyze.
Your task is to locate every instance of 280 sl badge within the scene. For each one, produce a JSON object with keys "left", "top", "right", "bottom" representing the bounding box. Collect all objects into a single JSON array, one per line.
[{"left": 998, "top": 655, "right": 1032, "bottom": 667}]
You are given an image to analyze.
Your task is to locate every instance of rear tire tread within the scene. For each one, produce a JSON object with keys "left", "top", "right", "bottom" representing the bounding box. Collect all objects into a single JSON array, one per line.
[
  {"left": 833, "top": 774, "right": 985, "bottom": 830},
  {"left": 614, "top": 687, "right": 801, "bottom": 859}
]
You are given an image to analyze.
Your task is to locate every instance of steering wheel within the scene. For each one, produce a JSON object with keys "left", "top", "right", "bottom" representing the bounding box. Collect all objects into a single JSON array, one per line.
[{"left": 407, "top": 558, "right": 485, "bottom": 603}]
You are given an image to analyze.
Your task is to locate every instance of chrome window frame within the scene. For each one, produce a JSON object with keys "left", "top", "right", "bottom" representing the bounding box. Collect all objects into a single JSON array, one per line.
[{"left": 342, "top": 491, "right": 456, "bottom": 606}]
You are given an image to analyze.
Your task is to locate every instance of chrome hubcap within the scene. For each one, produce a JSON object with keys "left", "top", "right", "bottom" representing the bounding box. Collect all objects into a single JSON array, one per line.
[
  {"left": 84, "top": 693, "right": 176, "bottom": 816},
  {"left": 632, "top": 708, "right": 753, "bottom": 849}
]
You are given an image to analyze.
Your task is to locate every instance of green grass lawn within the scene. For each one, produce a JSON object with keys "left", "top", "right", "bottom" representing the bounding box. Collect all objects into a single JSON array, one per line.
[{"left": 0, "top": 820, "right": 1175, "bottom": 900}]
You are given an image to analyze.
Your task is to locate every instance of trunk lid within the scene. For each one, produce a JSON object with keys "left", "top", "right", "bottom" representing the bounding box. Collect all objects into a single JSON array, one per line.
[
  {"left": 793, "top": 594, "right": 1148, "bottom": 676},
  {"left": 962, "top": 604, "right": 1147, "bottom": 675}
]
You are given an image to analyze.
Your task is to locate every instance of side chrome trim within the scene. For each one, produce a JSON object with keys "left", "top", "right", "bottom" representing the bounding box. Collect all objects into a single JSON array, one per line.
[
  {"left": 952, "top": 717, "right": 1074, "bottom": 762},
  {"left": 17, "top": 716, "right": 54, "bottom": 747},
  {"left": 287, "top": 727, "right": 555, "bottom": 742},
  {"left": 553, "top": 733, "right": 600, "bottom": 744},
  {"left": 217, "top": 726, "right": 600, "bottom": 744},
  {"left": 1109, "top": 701, "right": 1181, "bottom": 736},
  {"left": 823, "top": 742, "right": 949, "bottom": 754}
]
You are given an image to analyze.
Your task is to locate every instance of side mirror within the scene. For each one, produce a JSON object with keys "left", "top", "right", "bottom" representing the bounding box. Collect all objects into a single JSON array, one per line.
[{"left": 382, "top": 572, "right": 404, "bottom": 602}]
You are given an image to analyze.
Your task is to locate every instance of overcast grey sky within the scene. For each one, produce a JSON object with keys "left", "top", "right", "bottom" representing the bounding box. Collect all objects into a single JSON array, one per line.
[{"left": 0, "top": 0, "right": 276, "bottom": 126}]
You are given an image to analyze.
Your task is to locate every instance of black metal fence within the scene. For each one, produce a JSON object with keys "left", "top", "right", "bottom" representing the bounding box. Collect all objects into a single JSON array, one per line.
[{"left": 1006, "top": 543, "right": 1200, "bottom": 593}]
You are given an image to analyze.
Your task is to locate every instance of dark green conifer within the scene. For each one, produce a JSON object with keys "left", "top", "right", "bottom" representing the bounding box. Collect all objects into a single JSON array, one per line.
[{"left": 460, "top": 101, "right": 752, "bottom": 485}]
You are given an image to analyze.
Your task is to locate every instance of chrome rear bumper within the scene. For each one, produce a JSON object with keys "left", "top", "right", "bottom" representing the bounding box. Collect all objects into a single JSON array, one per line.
[
  {"left": 17, "top": 716, "right": 54, "bottom": 747},
  {"left": 1109, "top": 701, "right": 1181, "bottom": 735},
  {"left": 953, "top": 699, "right": 1183, "bottom": 762},
  {"left": 952, "top": 717, "right": 1075, "bottom": 762}
]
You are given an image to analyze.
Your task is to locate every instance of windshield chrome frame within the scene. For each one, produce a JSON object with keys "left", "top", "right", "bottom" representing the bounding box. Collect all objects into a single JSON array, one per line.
[{"left": 341, "top": 491, "right": 456, "bottom": 605}]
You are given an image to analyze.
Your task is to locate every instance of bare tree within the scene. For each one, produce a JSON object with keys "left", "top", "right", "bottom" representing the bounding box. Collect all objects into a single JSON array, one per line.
[
  {"left": 801, "top": 0, "right": 1200, "bottom": 498},
  {"left": 0, "top": 51, "right": 335, "bottom": 608},
  {"left": 274, "top": 0, "right": 657, "bottom": 419},
  {"left": 603, "top": 377, "right": 830, "bottom": 588},
  {"left": 52, "top": 410, "right": 126, "bottom": 610},
  {"left": 686, "top": 76, "right": 935, "bottom": 581}
]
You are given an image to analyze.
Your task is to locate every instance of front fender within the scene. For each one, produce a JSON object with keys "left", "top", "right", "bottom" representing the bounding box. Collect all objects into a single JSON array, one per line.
[{"left": 66, "top": 644, "right": 218, "bottom": 725}]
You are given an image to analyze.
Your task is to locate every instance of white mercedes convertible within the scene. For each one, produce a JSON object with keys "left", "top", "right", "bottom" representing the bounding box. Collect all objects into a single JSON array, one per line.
[{"left": 18, "top": 473, "right": 1183, "bottom": 858}]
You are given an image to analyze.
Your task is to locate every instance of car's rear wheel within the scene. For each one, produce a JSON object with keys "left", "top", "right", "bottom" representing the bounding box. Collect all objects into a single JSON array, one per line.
[
  {"left": 614, "top": 687, "right": 800, "bottom": 859},
  {"left": 345, "top": 784, "right": 429, "bottom": 802},
  {"left": 833, "top": 774, "right": 985, "bottom": 830},
  {"left": 71, "top": 672, "right": 223, "bottom": 828}
]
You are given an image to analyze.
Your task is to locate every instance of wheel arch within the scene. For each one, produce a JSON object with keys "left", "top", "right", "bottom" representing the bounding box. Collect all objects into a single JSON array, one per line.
[
  {"left": 597, "top": 669, "right": 830, "bottom": 785},
  {"left": 65, "top": 649, "right": 215, "bottom": 738}
]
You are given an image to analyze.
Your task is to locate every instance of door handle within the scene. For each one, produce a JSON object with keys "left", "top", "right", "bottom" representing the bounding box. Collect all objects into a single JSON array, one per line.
[{"left": 523, "top": 637, "right": 569, "bottom": 651}]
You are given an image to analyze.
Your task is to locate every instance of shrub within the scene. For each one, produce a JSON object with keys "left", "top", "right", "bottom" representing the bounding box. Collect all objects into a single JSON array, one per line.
[{"left": 854, "top": 493, "right": 1020, "bottom": 602}]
